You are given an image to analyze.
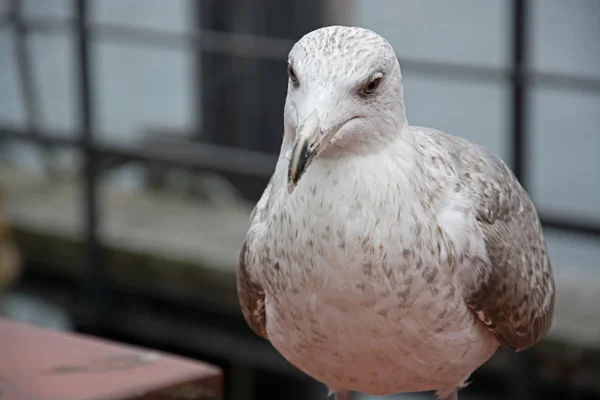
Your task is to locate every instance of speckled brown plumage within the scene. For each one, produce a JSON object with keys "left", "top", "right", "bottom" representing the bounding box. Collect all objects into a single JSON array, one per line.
[
  {"left": 236, "top": 25, "right": 555, "bottom": 400},
  {"left": 444, "top": 132, "right": 555, "bottom": 351},
  {"left": 237, "top": 241, "right": 267, "bottom": 339},
  {"left": 413, "top": 129, "right": 556, "bottom": 352}
]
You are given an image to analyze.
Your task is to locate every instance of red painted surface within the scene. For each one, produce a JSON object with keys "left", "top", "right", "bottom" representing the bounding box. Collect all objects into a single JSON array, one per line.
[{"left": 0, "top": 318, "right": 222, "bottom": 400}]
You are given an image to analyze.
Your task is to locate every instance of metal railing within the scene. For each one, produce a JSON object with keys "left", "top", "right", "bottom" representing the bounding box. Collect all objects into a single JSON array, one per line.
[
  {"left": 1, "top": 0, "right": 599, "bottom": 308},
  {"left": 1, "top": 0, "right": 599, "bottom": 310},
  {"left": 1, "top": 1, "right": 599, "bottom": 226}
]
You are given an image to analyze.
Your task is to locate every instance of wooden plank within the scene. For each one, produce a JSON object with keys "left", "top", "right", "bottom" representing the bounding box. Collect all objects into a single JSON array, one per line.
[{"left": 0, "top": 318, "right": 223, "bottom": 400}]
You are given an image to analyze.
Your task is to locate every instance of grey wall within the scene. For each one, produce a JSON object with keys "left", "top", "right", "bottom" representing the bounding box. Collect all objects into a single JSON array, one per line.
[{"left": 1, "top": 0, "right": 599, "bottom": 271}]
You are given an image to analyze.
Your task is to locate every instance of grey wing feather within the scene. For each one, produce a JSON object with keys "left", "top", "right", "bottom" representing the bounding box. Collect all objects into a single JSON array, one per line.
[
  {"left": 237, "top": 240, "right": 268, "bottom": 339},
  {"left": 238, "top": 175, "right": 277, "bottom": 340},
  {"left": 437, "top": 131, "right": 555, "bottom": 351}
]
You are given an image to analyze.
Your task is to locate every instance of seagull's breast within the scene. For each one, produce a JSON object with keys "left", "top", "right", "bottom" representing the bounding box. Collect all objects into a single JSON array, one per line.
[{"left": 246, "top": 150, "right": 498, "bottom": 395}]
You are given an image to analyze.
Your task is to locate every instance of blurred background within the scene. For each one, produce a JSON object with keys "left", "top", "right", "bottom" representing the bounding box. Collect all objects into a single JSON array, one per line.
[{"left": 0, "top": 0, "right": 599, "bottom": 399}]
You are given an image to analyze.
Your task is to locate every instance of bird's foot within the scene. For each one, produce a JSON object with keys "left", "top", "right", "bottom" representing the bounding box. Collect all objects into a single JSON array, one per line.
[
  {"left": 436, "top": 389, "right": 458, "bottom": 400},
  {"left": 329, "top": 389, "right": 352, "bottom": 400}
]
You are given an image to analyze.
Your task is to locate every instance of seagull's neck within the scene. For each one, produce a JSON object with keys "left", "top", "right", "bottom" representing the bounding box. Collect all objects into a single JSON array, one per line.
[
  {"left": 314, "top": 124, "right": 414, "bottom": 159},
  {"left": 279, "top": 127, "right": 421, "bottom": 208}
]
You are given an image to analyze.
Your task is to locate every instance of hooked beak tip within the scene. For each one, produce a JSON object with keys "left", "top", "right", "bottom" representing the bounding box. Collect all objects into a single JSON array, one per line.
[
  {"left": 287, "top": 138, "right": 313, "bottom": 192},
  {"left": 287, "top": 181, "right": 296, "bottom": 194}
]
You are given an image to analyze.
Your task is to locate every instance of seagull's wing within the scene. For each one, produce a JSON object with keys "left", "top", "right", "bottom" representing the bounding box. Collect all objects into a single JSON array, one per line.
[
  {"left": 237, "top": 175, "right": 276, "bottom": 340},
  {"left": 437, "top": 131, "right": 555, "bottom": 351},
  {"left": 238, "top": 240, "right": 268, "bottom": 339}
]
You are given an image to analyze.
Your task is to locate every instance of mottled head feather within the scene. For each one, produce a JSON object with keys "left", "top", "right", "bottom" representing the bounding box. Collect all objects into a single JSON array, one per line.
[
  {"left": 289, "top": 26, "right": 400, "bottom": 81},
  {"left": 284, "top": 26, "right": 407, "bottom": 152}
]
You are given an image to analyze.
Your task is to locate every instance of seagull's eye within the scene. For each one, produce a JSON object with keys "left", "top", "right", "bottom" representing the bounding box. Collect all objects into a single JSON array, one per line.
[
  {"left": 362, "top": 76, "right": 382, "bottom": 95},
  {"left": 287, "top": 64, "right": 299, "bottom": 87}
]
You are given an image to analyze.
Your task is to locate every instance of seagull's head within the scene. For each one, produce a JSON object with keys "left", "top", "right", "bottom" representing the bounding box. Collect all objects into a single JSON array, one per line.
[{"left": 285, "top": 26, "right": 407, "bottom": 193}]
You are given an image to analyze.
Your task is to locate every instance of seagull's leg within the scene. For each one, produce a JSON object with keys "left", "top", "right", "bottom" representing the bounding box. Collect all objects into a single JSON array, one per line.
[
  {"left": 333, "top": 389, "right": 352, "bottom": 400},
  {"left": 438, "top": 389, "right": 458, "bottom": 400}
]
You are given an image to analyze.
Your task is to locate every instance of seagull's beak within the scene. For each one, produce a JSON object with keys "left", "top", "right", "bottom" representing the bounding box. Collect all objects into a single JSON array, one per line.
[{"left": 288, "top": 110, "right": 343, "bottom": 193}]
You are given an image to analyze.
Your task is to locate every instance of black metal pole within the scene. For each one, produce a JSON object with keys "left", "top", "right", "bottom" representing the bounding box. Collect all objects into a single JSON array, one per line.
[
  {"left": 75, "top": 0, "right": 108, "bottom": 328},
  {"left": 510, "top": 1, "right": 537, "bottom": 400},
  {"left": 195, "top": 0, "right": 238, "bottom": 147},
  {"left": 10, "top": 0, "right": 40, "bottom": 133},
  {"left": 511, "top": 0, "right": 528, "bottom": 187},
  {"left": 8, "top": 0, "right": 55, "bottom": 175}
]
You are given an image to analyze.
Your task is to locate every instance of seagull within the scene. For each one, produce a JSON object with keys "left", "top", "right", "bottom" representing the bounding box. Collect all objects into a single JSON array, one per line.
[{"left": 237, "top": 26, "right": 555, "bottom": 400}]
